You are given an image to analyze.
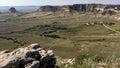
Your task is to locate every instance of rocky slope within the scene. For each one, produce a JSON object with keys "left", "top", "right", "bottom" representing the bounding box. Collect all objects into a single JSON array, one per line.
[{"left": 0, "top": 43, "right": 56, "bottom": 68}]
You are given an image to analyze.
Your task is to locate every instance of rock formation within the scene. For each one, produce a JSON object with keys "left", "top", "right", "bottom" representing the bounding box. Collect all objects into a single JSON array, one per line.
[
  {"left": 38, "top": 5, "right": 70, "bottom": 12},
  {"left": 38, "top": 4, "right": 120, "bottom": 15},
  {"left": 39, "top": 6, "right": 58, "bottom": 12},
  {"left": 9, "top": 7, "right": 17, "bottom": 13},
  {"left": 0, "top": 43, "right": 56, "bottom": 68}
]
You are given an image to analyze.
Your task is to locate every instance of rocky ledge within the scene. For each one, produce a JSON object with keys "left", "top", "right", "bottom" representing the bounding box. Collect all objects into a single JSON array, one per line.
[{"left": 0, "top": 43, "right": 56, "bottom": 68}]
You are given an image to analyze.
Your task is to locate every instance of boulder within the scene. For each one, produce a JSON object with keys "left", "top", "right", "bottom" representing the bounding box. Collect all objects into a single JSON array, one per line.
[
  {"left": 25, "top": 61, "right": 40, "bottom": 68},
  {"left": 0, "top": 43, "right": 56, "bottom": 68}
]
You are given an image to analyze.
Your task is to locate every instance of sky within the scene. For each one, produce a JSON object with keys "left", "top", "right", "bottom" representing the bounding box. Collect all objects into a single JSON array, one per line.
[{"left": 0, "top": 0, "right": 120, "bottom": 6}]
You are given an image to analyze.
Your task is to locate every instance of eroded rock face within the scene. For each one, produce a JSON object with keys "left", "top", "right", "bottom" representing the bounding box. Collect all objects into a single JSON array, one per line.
[
  {"left": 39, "top": 4, "right": 120, "bottom": 15},
  {"left": 0, "top": 43, "right": 56, "bottom": 68}
]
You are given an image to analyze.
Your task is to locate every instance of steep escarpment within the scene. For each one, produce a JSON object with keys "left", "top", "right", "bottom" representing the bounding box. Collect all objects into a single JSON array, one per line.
[
  {"left": 0, "top": 43, "right": 56, "bottom": 68},
  {"left": 38, "top": 4, "right": 120, "bottom": 15},
  {"left": 37, "top": 5, "right": 70, "bottom": 12}
]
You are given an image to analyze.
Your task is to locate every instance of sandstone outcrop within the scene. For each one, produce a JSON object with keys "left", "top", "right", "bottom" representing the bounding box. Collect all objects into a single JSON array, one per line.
[
  {"left": 0, "top": 43, "right": 56, "bottom": 68},
  {"left": 38, "top": 4, "right": 120, "bottom": 15}
]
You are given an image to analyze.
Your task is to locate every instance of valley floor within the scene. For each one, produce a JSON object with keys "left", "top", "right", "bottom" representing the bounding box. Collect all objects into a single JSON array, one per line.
[{"left": 0, "top": 12, "right": 120, "bottom": 58}]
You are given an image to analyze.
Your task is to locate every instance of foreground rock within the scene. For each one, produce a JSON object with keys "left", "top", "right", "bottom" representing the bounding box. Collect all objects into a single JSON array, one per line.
[{"left": 0, "top": 43, "right": 56, "bottom": 68}]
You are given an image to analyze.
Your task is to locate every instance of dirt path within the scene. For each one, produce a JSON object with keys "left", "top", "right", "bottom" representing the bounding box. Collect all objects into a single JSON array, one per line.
[{"left": 102, "top": 24, "right": 120, "bottom": 34}]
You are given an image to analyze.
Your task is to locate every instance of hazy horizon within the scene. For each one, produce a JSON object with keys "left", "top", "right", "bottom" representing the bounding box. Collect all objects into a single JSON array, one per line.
[{"left": 0, "top": 0, "right": 120, "bottom": 6}]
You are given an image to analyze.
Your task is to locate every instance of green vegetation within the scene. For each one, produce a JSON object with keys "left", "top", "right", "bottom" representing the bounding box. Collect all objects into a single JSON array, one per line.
[
  {"left": 63, "top": 55, "right": 120, "bottom": 68},
  {"left": 71, "top": 55, "right": 104, "bottom": 68},
  {"left": 0, "top": 12, "right": 120, "bottom": 58}
]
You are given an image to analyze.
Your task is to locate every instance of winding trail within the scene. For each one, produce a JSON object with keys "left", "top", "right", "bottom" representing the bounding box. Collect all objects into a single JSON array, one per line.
[
  {"left": 102, "top": 24, "right": 120, "bottom": 34},
  {"left": 72, "top": 24, "right": 120, "bottom": 38}
]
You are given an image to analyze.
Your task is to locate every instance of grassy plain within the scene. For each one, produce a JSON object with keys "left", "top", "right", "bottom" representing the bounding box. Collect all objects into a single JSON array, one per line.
[{"left": 0, "top": 12, "right": 120, "bottom": 58}]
